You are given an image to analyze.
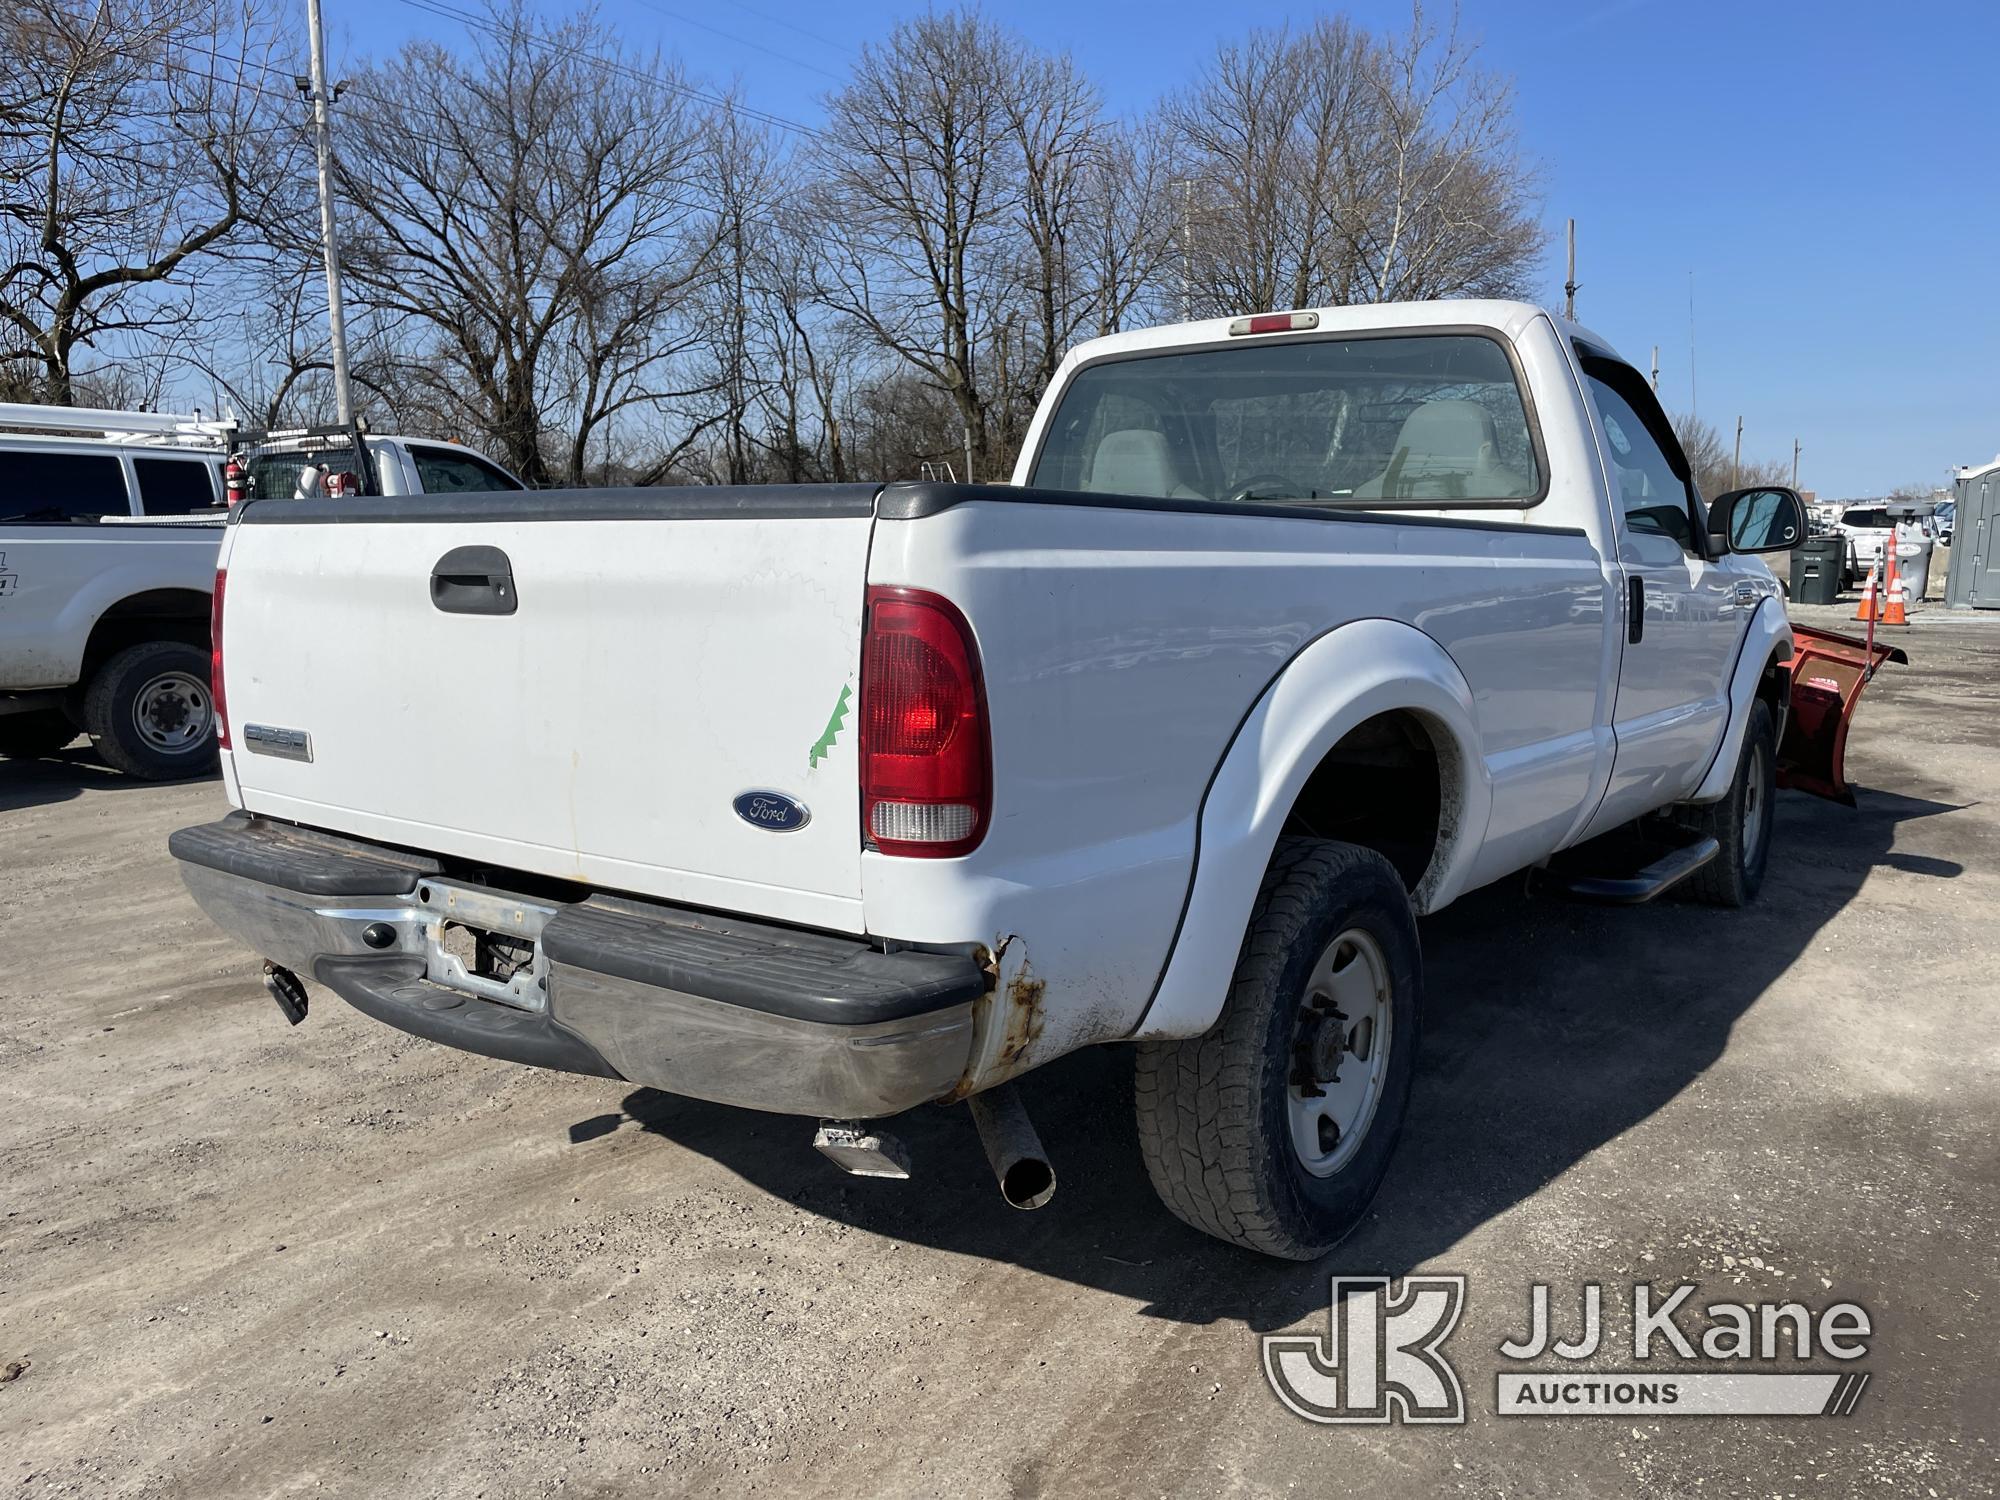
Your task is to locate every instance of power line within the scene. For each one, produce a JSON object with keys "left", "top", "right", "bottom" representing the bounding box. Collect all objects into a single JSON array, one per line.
[
  {"left": 715, "top": 0, "right": 855, "bottom": 57},
  {"left": 80, "top": 39, "right": 811, "bottom": 244},
  {"left": 624, "top": 0, "right": 845, "bottom": 83}
]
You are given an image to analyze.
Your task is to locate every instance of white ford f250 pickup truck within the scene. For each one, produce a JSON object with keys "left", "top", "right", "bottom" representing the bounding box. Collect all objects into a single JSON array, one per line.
[{"left": 174, "top": 300, "right": 1863, "bottom": 1259}]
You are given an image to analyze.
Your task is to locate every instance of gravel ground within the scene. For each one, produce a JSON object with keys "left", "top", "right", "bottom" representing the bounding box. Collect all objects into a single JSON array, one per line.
[{"left": 3, "top": 604, "right": 1996, "bottom": 1498}]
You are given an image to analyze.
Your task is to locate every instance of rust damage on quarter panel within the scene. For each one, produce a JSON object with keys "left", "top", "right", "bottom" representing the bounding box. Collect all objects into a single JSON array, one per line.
[
  {"left": 998, "top": 958, "right": 1046, "bottom": 1068},
  {"left": 947, "top": 935, "right": 1044, "bottom": 1098}
]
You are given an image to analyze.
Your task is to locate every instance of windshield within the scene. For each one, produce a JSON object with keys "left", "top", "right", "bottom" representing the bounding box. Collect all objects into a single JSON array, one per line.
[
  {"left": 1029, "top": 332, "right": 1541, "bottom": 506},
  {"left": 1840, "top": 509, "right": 1890, "bottom": 529}
]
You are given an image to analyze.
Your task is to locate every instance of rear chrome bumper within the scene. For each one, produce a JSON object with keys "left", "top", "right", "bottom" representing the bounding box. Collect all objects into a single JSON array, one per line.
[{"left": 171, "top": 813, "right": 982, "bottom": 1118}]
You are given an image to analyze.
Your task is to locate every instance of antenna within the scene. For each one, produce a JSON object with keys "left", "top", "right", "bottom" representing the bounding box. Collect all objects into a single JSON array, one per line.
[{"left": 1564, "top": 219, "right": 1578, "bottom": 319}]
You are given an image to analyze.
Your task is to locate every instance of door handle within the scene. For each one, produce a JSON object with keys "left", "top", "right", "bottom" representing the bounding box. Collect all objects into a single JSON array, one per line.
[
  {"left": 430, "top": 544, "right": 517, "bottom": 615},
  {"left": 1627, "top": 576, "right": 1644, "bottom": 644}
]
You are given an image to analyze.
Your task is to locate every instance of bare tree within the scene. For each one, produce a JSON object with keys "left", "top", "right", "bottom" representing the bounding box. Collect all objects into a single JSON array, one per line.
[
  {"left": 814, "top": 11, "right": 1024, "bottom": 479},
  {"left": 331, "top": 3, "right": 721, "bottom": 484},
  {"left": 1073, "top": 121, "right": 1177, "bottom": 338},
  {"left": 1353, "top": 4, "right": 1540, "bottom": 302},
  {"left": 1673, "top": 412, "right": 1789, "bottom": 499},
  {"left": 1164, "top": 6, "right": 1541, "bottom": 315},
  {"left": 0, "top": 0, "right": 297, "bottom": 404}
]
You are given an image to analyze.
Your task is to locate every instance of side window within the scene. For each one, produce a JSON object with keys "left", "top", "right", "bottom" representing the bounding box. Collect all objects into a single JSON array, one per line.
[
  {"left": 1582, "top": 368, "right": 1703, "bottom": 556},
  {"left": 410, "top": 445, "right": 522, "bottom": 493},
  {"left": 0, "top": 450, "right": 130, "bottom": 522},
  {"left": 134, "top": 457, "right": 221, "bottom": 515}
]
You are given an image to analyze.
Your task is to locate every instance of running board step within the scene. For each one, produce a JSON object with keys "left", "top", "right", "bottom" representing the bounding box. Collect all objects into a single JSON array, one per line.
[{"left": 1530, "top": 834, "right": 1721, "bottom": 906}]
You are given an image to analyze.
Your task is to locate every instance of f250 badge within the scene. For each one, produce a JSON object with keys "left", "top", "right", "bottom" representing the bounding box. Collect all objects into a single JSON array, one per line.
[
  {"left": 733, "top": 790, "right": 810, "bottom": 832},
  {"left": 0, "top": 551, "right": 17, "bottom": 597}
]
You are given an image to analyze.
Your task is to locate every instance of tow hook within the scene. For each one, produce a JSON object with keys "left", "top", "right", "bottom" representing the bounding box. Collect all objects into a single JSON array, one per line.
[{"left": 262, "top": 962, "right": 308, "bottom": 1026}]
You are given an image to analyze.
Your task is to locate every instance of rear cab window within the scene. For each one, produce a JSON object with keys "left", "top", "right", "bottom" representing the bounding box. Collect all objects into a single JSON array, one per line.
[
  {"left": 134, "top": 456, "right": 222, "bottom": 515},
  {"left": 1028, "top": 332, "right": 1543, "bottom": 508},
  {"left": 0, "top": 449, "right": 133, "bottom": 523},
  {"left": 243, "top": 447, "right": 363, "bottom": 501}
]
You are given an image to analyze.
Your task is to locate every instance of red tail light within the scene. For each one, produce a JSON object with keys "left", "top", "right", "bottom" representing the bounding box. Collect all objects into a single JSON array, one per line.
[
  {"left": 210, "top": 567, "right": 229, "bottom": 750},
  {"left": 860, "top": 586, "right": 990, "bottom": 858}
]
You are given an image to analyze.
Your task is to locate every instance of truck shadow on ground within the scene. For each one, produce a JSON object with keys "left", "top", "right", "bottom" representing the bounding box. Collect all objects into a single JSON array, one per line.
[
  {"left": 585, "top": 784, "right": 1961, "bottom": 1334},
  {"left": 0, "top": 746, "right": 218, "bottom": 812}
]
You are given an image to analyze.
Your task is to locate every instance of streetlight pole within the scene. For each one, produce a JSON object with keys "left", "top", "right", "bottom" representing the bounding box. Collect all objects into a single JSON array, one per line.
[{"left": 302, "top": 0, "right": 355, "bottom": 425}]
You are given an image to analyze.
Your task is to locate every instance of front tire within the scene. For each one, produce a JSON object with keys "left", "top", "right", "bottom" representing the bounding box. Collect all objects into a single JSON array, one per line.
[
  {"left": 83, "top": 641, "right": 217, "bottom": 780},
  {"left": 1135, "top": 838, "right": 1423, "bottom": 1260},
  {"left": 1679, "top": 698, "right": 1776, "bottom": 908}
]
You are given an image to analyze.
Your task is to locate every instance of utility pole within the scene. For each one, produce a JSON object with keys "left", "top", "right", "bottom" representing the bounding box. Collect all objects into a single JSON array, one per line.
[
  {"left": 1650, "top": 345, "right": 1659, "bottom": 393},
  {"left": 301, "top": 0, "right": 354, "bottom": 425},
  {"left": 1733, "top": 415, "right": 1743, "bottom": 490},
  {"left": 1563, "top": 219, "right": 1577, "bottom": 319},
  {"left": 1792, "top": 438, "right": 1801, "bottom": 489}
]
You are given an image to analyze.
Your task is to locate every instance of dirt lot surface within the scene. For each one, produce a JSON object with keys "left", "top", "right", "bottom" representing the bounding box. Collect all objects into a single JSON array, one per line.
[{"left": 4, "top": 605, "right": 1997, "bottom": 1498}]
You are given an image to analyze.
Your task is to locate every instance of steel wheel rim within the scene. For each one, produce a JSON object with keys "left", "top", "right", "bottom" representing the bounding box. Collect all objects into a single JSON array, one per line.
[
  {"left": 132, "top": 671, "right": 212, "bottom": 754},
  {"left": 1287, "top": 927, "right": 1394, "bottom": 1179},
  {"left": 1743, "top": 742, "right": 1771, "bottom": 866}
]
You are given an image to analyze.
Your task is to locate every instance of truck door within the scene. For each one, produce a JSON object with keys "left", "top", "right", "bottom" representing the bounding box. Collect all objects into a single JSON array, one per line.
[{"left": 1577, "top": 354, "right": 1742, "bottom": 835}]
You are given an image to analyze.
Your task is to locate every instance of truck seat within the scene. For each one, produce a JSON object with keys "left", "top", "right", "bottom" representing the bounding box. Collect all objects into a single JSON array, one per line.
[
  {"left": 1353, "top": 399, "right": 1531, "bottom": 500},
  {"left": 1084, "top": 429, "right": 1206, "bottom": 501}
]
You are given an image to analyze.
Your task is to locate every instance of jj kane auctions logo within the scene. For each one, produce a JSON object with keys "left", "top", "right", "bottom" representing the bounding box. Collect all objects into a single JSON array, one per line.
[{"left": 1264, "top": 1277, "right": 1873, "bottom": 1423}]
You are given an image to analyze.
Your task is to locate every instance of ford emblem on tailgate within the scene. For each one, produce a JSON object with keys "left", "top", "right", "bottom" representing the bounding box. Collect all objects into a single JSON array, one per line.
[{"left": 733, "top": 790, "right": 810, "bottom": 832}]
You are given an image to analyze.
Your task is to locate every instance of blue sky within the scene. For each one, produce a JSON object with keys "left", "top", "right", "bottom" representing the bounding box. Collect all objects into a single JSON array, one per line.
[{"left": 325, "top": 0, "right": 1999, "bottom": 497}]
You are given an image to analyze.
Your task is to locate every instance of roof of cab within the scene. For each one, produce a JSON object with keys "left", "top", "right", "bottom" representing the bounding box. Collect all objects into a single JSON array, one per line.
[{"left": 1059, "top": 299, "right": 1595, "bottom": 374}]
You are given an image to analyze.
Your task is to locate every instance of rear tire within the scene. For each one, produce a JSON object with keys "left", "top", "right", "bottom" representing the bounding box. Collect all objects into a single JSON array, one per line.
[
  {"left": 83, "top": 641, "right": 217, "bottom": 780},
  {"left": 1134, "top": 837, "right": 1422, "bottom": 1260},
  {"left": 0, "top": 709, "right": 79, "bottom": 760},
  {"left": 1679, "top": 698, "right": 1776, "bottom": 908}
]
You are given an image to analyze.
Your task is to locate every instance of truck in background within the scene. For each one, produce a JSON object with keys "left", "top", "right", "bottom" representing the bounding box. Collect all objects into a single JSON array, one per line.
[{"left": 1, "top": 404, "right": 523, "bottom": 778}]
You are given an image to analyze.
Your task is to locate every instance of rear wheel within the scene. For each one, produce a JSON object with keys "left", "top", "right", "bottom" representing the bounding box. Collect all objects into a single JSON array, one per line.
[
  {"left": 0, "top": 709, "right": 79, "bottom": 760},
  {"left": 1679, "top": 698, "right": 1776, "bottom": 908},
  {"left": 83, "top": 641, "right": 217, "bottom": 780},
  {"left": 1135, "top": 838, "right": 1422, "bottom": 1259}
]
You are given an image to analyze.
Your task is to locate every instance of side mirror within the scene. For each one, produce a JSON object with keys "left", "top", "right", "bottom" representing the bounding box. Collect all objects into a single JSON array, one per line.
[{"left": 1708, "top": 486, "right": 1806, "bottom": 554}]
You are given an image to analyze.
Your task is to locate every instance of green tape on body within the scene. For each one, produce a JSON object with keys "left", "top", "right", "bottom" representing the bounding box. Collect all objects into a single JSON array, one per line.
[{"left": 809, "top": 683, "right": 852, "bottom": 768}]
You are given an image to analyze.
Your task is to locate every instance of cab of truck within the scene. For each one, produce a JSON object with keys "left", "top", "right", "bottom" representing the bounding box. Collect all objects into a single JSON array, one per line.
[{"left": 228, "top": 423, "right": 524, "bottom": 502}]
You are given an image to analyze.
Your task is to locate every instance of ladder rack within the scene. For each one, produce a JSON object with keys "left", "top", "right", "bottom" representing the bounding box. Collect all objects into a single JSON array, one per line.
[{"left": 0, "top": 401, "right": 235, "bottom": 445}]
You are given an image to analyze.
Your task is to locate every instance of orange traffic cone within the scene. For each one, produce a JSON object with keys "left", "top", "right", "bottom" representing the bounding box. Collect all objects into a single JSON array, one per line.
[
  {"left": 1879, "top": 546, "right": 1908, "bottom": 626},
  {"left": 1853, "top": 559, "right": 1881, "bottom": 622}
]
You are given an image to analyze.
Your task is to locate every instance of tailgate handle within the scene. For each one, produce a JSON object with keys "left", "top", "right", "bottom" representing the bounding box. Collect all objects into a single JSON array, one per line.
[{"left": 430, "top": 545, "right": 517, "bottom": 616}]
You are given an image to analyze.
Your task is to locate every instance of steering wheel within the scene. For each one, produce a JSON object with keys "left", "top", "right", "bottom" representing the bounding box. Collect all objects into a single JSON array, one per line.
[{"left": 1225, "top": 472, "right": 1295, "bottom": 503}]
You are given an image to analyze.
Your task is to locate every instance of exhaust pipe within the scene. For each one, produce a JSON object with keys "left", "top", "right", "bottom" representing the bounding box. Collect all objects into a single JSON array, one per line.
[
  {"left": 262, "top": 961, "right": 308, "bottom": 1026},
  {"left": 967, "top": 1083, "right": 1056, "bottom": 1210}
]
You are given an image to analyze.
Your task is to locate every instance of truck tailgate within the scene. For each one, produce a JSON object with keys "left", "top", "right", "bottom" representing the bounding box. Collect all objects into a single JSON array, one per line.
[{"left": 219, "top": 488, "right": 877, "bottom": 931}]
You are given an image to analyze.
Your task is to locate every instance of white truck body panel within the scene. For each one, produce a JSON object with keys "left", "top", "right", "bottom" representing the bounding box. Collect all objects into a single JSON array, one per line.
[
  {"left": 0, "top": 526, "right": 221, "bottom": 689},
  {"left": 219, "top": 503, "right": 874, "bottom": 931},
  {"left": 195, "top": 299, "right": 1800, "bottom": 1097}
]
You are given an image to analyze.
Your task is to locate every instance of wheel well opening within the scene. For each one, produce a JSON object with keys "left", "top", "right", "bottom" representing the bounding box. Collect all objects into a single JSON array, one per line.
[
  {"left": 81, "top": 590, "right": 211, "bottom": 682},
  {"left": 1282, "top": 711, "right": 1444, "bottom": 893}
]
